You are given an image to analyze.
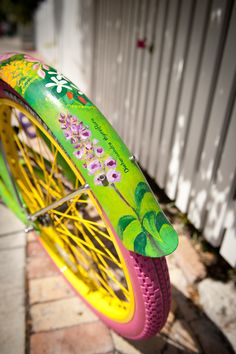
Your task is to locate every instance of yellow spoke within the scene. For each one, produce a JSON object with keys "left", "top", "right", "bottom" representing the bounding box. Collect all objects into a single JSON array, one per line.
[
  {"left": 14, "top": 133, "right": 44, "bottom": 201},
  {"left": 55, "top": 229, "right": 122, "bottom": 300},
  {"left": 46, "top": 149, "right": 59, "bottom": 204},
  {"left": 17, "top": 179, "right": 39, "bottom": 211},
  {"left": 38, "top": 179, "right": 62, "bottom": 200},
  {"left": 51, "top": 209, "right": 107, "bottom": 229},
  {"left": 98, "top": 264, "right": 129, "bottom": 299},
  {"left": 55, "top": 226, "right": 119, "bottom": 265}
]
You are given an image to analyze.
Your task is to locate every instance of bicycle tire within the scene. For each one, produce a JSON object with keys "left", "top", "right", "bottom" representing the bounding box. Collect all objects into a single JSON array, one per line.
[{"left": 0, "top": 53, "right": 173, "bottom": 339}]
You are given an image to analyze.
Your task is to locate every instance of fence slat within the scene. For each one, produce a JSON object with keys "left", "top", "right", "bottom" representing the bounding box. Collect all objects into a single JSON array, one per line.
[
  {"left": 220, "top": 201, "right": 236, "bottom": 267},
  {"left": 139, "top": 0, "right": 169, "bottom": 169},
  {"left": 165, "top": 0, "right": 210, "bottom": 200},
  {"left": 188, "top": 2, "right": 236, "bottom": 229},
  {"left": 132, "top": 0, "right": 157, "bottom": 157},
  {"left": 147, "top": 0, "right": 180, "bottom": 177},
  {"left": 125, "top": 0, "right": 148, "bottom": 150},
  {"left": 155, "top": 0, "right": 194, "bottom": 188},
  {"left": 175, "top": 0, "right": 228, "bottom": 213},
  {"left": 203, "top": 99, "right": 236, "bottom": 246}
]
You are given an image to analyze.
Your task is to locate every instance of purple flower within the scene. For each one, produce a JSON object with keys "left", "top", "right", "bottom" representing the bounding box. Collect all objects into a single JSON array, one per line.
[
  {"left": 71, "top": 124, "right": 81, "bottom": 134},
  {"left": 87, "top": 159, "right": 102, "bottom": 175},
  {"left": 85, "top": 151, "right": 94, "bottom": 160},
  {"left": 105, "top": 157, "right": 117, "bottom": 168},
  {"left": 94, "top": 174, "right": 104, "bottom": 186},
  {"left": 64, "top": 130, "right": 72, "bottom": 140},
  {"left": 82, "top": 163, "right": 87, "bottom": 168},
  {"left": 70, "top": 136, "right": 78, "bottom": 144},
  {"left": 71, "top": 116, "right": 77, "bottom": 124},
  {"left": 74, "top": 143, "right": 82, "bottom": 149},
  {"left": 85, "top": 143, "right": 92, "bottom": 150},
  {"left": 95, "top": 146, "right": 104, "bottom": 157},
  {"left": 80, "top": 129, "right": 91, "bottom": 140},
  {"left": 73, "top": 148, "right": 84, "bottom": 160},
  {"left": 106, "top": 169, "right": 121, "bottom": 183}
]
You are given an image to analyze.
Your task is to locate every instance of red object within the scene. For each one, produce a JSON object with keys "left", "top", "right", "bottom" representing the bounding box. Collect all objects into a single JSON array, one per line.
[
  {"left": 67, "top": 92, "right": 73, "bottom": 100},
  {"left": 137, "top": 38, "right": 146, "bottom": 49},
  {"left": 78, "top": 96, "right": 86, "bottom": 104}
]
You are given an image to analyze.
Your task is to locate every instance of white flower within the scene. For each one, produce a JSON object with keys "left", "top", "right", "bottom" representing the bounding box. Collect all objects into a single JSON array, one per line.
[
  {"left": 47, "top": 70, "right": 66, "bottom": 81},
  {"left": 45, "top": 77, "right": 72, "bottom": 93}
]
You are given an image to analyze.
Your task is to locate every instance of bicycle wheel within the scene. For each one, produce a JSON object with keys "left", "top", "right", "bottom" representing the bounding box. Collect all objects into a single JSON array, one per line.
[{"left": 0, "top": 53, "right": 175, "bottom": 339}]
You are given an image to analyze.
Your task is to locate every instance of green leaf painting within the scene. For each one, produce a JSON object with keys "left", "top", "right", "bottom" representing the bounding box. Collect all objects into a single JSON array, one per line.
[{"left": 117, "top": 182, "right": 178, "bottom": 257}]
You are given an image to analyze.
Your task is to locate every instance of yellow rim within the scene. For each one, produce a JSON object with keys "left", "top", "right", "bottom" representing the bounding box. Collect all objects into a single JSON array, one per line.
[{"left": 0, "top": 98, "right": 135, "bottom": 322}]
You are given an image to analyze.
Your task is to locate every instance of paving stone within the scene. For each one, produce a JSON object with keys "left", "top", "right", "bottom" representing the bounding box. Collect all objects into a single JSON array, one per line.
[
  {"left": 27, "top": 231, "right": 37, "bottom": 242},
  {"left": 198, "top": 279, "right": 236, "bottom": 327},
  {"left": 168, "top": 267, "right": 189, "bottom": 297},
  {"left": 173, "top": 235, "right": 206, "bottom": 284},
  {"left": 223, "top": 322, "right": 236, "bottom": 352},
  {"left": 191, "top": 319, "right": 232, "bottom": 354},
  {"left": 0, "top": 204, "right": 24, "bottom": 235},
  {"left": 169, "top": 319, "right": 200, "bottom": 353},
  {"left": 162, "top": 344, "right": 180, "bottom": 354},
  {"left": 0, "top": 231, "right": 26, "bottom": 249},
  {"left": 30, "top": 322, "right": 114, "bottom": 354},
  {"left": 111, "top": 332, "right": 142, "bottom": 354},
  {"left": 27, "top": 240, "right": 46, "bottom": 258},
  {"left": 29, "top": 275, "right": 74, "bottom": 304},
  {"left": 27, "top": 256, "right": 58, "bottom": 279},
  {"left": 0, "top": 242, "right": 25, "bottom": 354},
  {"left": 198, "top": 278, "right": 236, "bottom": 352},
  {"left": 172, "top": 287, "right": 198, "bottom": 322},
  {"left": 30, "top": 296, "right": 97, "bottom": 332},
  {"left": 112, "top": 332, "right": 166, "bottom": 354}
]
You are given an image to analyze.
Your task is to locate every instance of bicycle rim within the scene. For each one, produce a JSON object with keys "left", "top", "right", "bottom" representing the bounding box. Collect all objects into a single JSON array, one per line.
[{"left": 0, "top": 98, "right": 135, "bottom": 323}]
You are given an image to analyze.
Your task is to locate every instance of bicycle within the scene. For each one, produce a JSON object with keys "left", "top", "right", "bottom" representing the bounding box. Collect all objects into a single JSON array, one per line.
[{"left": 0, "top": 53, "right": 178, "bottom": 340}]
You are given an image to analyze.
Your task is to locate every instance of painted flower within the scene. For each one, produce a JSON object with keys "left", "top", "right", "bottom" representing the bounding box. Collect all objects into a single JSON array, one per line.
[
  {"left": 47, "top": 70, "right": 66, "bottom": 81},
  {"left": 73, "top": 148, "right": 84, "bottom": 160},
  {"left": 106, "top": 169, "right": 121, "bottom": 183},
  {"left": 95, "top": 146, "right": 104, "bottom": 157},
  {"left": 24, "top": 54, "right": 49, "bottom": 78},
  {"left": 58, "top": 113, "right": 121, "bottom": 187},
  {"left": 80, "top": 129, "right": 91, "bottom": 140},
  {"left": 94, "top": 173, "right": 107, "bottom": 186},
  {"left": 45, "top": 76, "right": 72, "bottom": 93},
  {"left": 105, "top": 157, "right": 117, "bottom": 168},
  {"left": 87, "top": 159, "right": 102, "bottom": 175},
  {"left": 64, "top": 129, "right": 73, "bottom": 140}
]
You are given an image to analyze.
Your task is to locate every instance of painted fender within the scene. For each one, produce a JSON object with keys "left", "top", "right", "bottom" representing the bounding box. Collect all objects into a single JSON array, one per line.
[{"left": 0, "top": 53, "right": 178, "bottom": 257}]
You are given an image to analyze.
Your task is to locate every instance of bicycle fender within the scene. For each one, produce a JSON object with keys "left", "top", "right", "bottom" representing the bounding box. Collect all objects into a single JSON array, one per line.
[{"left": 0, "top": 53, "right": 178, "bottom": 258}]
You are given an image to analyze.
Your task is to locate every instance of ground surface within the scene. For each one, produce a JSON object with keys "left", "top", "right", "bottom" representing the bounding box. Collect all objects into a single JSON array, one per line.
[{"left": 1, "top": 203, "right": 235, "bottom": 354}]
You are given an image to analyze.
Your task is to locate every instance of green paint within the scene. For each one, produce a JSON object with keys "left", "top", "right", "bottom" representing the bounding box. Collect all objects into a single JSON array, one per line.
[{"left": 0, "top": 53, "right": 178, "bottom": 257}]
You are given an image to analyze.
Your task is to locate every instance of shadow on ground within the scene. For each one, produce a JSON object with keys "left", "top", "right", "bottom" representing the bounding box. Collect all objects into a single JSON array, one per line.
[{"left": 115, "top": 286, "right": 235, "bottom": 354}]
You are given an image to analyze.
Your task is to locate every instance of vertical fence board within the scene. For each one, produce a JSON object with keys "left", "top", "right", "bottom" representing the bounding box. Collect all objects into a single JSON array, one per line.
[
  {"left": 147, "top": 0, "right": 180, "bottom": 177},
  {"left": 122, "top": 0, "right": 140, "bottom": 145},
  {"left": 188, "top": 3, "right": 236, "bottom": 229},
  {"left": 139, "top": 0, "right": 168, "bottom": 169},
  {"left": 132, "top": 0, "right": 157, "bottom": 157},
  {"left": 126, "top": 0, "right": 148, "bottom": 151},
  {"left": 165, "top": 0, "right": 210, "bottom": 200},
  {"left": 175, "top": 0, "right": 228, "bottom": 213},
  {"left": 203, "top": 100, "right": 236, "bottom": 246},
  {"left": 155, "top": 0, "right": 194, "bottom": 188},
  {"left": 220, "top": 201, "right": 236, "bottom": 267}
]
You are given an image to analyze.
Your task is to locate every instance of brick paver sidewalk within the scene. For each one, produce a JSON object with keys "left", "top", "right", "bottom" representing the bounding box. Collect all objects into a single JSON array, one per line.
[{"left": 27, "top": 232, "right": 234, "bottom": 354}]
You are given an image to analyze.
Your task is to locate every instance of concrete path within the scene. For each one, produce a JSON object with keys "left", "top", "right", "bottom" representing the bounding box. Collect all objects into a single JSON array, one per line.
[{"left": 0, "top": 204, "right": 26, "bottom": 354}]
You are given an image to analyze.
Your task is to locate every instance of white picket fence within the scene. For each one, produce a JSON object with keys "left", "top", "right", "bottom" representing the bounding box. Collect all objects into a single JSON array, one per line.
[{"left": 35, "top": 0, "right": 236, "bottom": 267}]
